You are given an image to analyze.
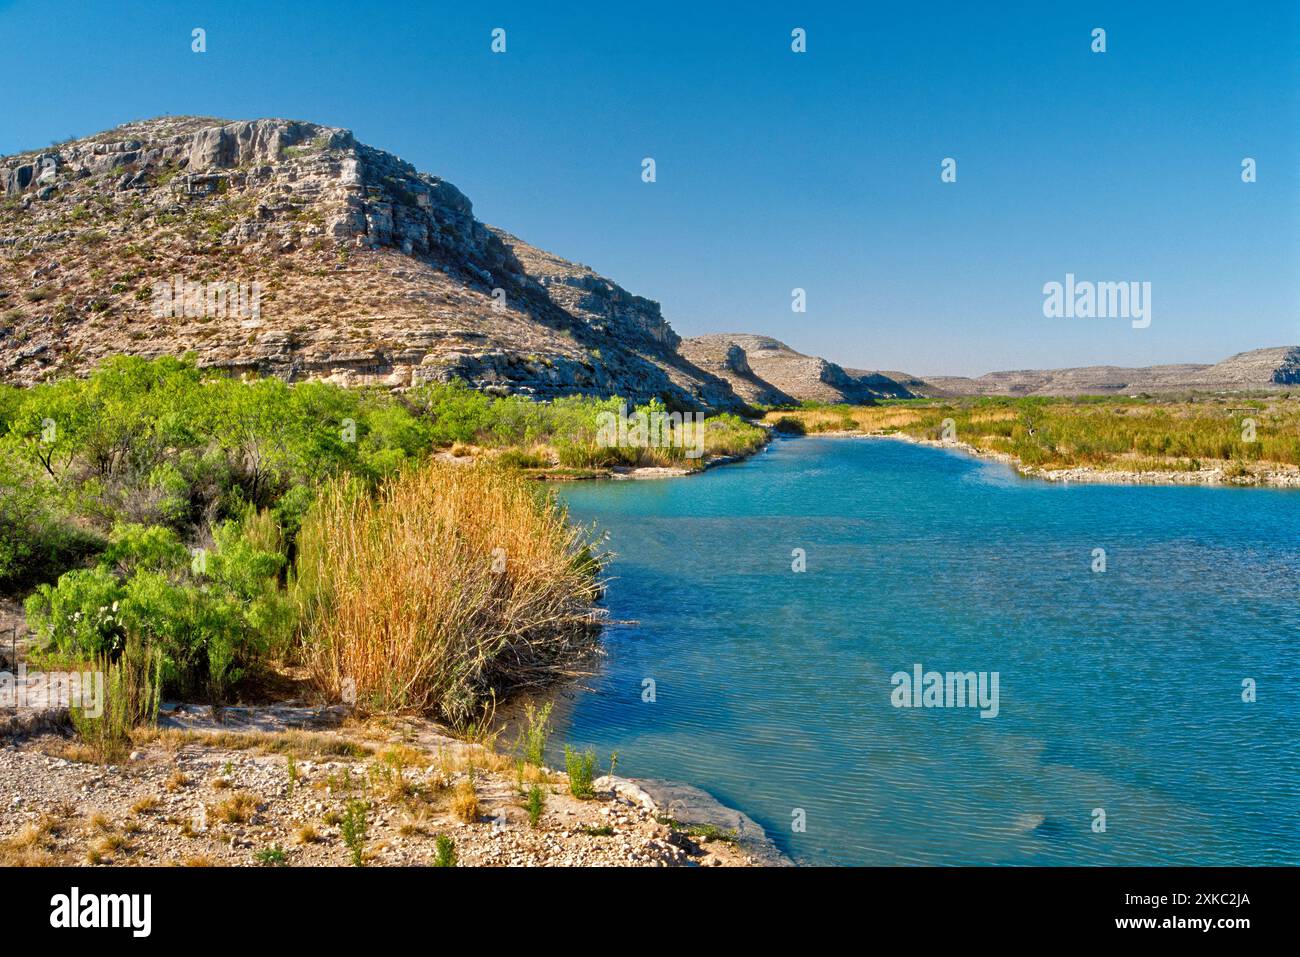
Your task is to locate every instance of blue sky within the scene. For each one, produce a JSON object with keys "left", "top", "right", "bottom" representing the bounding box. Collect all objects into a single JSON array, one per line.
[{"left": 1, "top": 0, "right": 1296, "bottom": 376}]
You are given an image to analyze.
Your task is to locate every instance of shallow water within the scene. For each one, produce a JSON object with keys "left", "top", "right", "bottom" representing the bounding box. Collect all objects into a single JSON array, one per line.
[{"left": 554, "top": 436, "right": 1300, "bottom": 865}]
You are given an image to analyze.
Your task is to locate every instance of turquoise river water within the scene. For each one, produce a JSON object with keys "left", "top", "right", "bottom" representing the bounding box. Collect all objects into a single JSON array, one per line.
[{"left": 554, "top": 436, "right": 1300, "bottom": 865}]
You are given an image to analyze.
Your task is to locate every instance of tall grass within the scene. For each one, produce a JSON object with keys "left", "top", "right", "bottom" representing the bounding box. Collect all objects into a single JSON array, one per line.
[
  {"left": 293, "top": 461, "right": 602, "bottom": 724},
  {"left": 69, "top": 635, "right": 162, "bottom": 763},
  {"left": 516, "top": 700, "right": 552, "bottom": 766}
]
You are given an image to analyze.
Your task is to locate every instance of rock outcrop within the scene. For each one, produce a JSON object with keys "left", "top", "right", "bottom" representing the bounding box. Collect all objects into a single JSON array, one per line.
[
  {"left": 679, "top": 334, "right": 918, "bottom": 405},
  {"left": 0, "top": 116, "right": 740, "bottom": 409}
]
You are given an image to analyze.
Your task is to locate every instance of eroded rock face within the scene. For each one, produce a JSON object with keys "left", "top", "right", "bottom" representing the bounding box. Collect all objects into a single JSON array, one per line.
[
  {"left": 679, "top": 333, "right": 918, "bottom": 405},
  {"left": 1273, "top": 349, "right": 1300, "bottom": 385},
  {"left": 0, "top": 116, "right": 742, "bottom": 410}
]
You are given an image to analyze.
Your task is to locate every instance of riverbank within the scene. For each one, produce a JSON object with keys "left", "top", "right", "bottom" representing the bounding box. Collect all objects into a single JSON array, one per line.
[
  {"left": 433, "top": 443, "right": 765, "bottom": 481},
  {"left": 764, "top": 396, "right": 1300, "bottom": 488},
  {"left": 0, "top": 705, "right": 767, "bottom": 867},
  {"left": 860, "top": 430, "right": 1300, "bottom": 487}
]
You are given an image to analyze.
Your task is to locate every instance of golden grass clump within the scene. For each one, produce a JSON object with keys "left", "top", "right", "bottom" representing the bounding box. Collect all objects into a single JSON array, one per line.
[
  {"left": 210, "top": 792, "right": 258, "bottom": 825},
  {"left": 294, "top": 462, "right": 602, "bottom": 723},
  {"left": 451, "top": 779, "right": 480, "bottom": 823},
  {"left": 130, "top": 796, "right": 160, "bottom": 815},
  {"left": 0, "top": 816, "right": 63, "bottom": 866}
]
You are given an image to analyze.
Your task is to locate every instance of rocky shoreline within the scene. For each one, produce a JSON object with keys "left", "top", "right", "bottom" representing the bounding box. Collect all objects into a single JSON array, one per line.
[{"left": 0, "top": 702, "right": 775, "bottom": 867}]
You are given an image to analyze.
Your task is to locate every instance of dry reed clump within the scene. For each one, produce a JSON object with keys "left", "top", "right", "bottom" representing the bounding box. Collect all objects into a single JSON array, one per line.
[
  {"left": 293, "top": 461, "right": 602, "bottom": 724},
  {"left": 451, "top": 779, "right": 480, "bottom": 823}
]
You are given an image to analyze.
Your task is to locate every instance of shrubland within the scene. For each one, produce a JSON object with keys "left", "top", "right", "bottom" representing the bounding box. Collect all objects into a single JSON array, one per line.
[
  {"left": 766, "top": 395, "right": 1300, "bottom": 474},
  {"left": 0, "top": 354, "right": 762, "bottom": 731}
]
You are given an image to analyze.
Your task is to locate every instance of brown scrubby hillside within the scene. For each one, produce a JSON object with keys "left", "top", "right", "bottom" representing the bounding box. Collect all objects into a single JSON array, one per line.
[{"left": 0, "top": 116, "right": 740, "bottom": 409}]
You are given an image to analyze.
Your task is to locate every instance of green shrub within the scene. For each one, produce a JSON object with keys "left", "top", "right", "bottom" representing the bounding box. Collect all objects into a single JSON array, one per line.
[
  {"left": 526, "top": 784, "right": 546, "bottom": 828},
  {"left": 25, "top": 567, "right": 126, "bottom": 657},
  {"left": 101, "top": 522, "right": 187, "bottom": 576},
  {"left": 341, "top": 800, "right": 368, "bottom": 866},
  {"left": 25, "top": 512, "right": 295, "bottom": 700},
  {"left": 495, "top": 448, "right": 552, "bottom": 469},
  {"left": 564, "top": 745, "right": 597, "bottom": 799},
  {"left": 0, "top": 456, "right": 100, "bottom": 593},
  {"left": 254, "top": 844, "right": 287, "bottom": 866},
  {"left": 433, "top": 834, "right": 456, "bottom": 867}
]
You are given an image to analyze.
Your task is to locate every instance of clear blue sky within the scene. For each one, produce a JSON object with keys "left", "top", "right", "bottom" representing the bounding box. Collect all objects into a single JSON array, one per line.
[{"left": 2, "top": 0, "right": 1296, "bottom": 376}]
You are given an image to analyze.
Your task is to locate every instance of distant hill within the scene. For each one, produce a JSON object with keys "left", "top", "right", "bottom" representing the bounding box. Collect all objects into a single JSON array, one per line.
[
  {"left": 679, "top": 334, "right": 919, "bottom": 405},
  {"left": 908, "top": 347, "right": 1300, "bottom": 397}
]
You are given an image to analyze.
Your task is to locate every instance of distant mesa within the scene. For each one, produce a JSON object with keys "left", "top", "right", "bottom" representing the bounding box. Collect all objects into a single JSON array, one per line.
[{"left": 914, "top": 346, "right": 1300, "bottom": 397}]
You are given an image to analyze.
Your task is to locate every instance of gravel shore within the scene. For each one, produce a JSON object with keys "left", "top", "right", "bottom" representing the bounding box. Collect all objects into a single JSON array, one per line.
[{"left": 0, "top": 710, "right": 766, "bottom": 868}]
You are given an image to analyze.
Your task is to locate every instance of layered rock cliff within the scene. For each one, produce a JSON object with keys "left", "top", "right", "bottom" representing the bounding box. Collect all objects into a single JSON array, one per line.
[{"left": 0, "top": 116, "right": 740, "bottom": 409}]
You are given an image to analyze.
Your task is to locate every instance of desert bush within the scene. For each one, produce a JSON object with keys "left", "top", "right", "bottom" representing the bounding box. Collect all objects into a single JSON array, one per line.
[
  {"left": 433, "top": 834, "right": 456, "bottom": 867},
  {"left": 564, "top": 745, "right": 597, "bottom": 799},
  {"left": 294, "top": 461, "right": 601, "bottom": 723},
  {"left": 25, "top": 566, "right": 126, "bottom": 657},
  {"left": 526, "top": 784, "right": 546, "bottom": 828},
  {"left": 26, "top": 514, "right": 292, "bottom": 699}
]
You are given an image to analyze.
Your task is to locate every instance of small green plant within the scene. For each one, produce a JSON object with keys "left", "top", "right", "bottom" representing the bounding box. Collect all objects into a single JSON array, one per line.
[
  {"left": 433, "top": 834, "right": 456, "bottom": 867},
  {"left": 68, "top": 637, "right": 162, "bottom": 764},
  {"left": 581, "top": 824, "right": 614, "bottom": 837},
  {"left": 340, "top": 799, "right": 368, "bottom": 867},
  {"left": 517, "top": 700, "right": 552, "bottom": 766},
  {"left": 254, "top": 844, "right": 287, "bottom": 866},
  {"left": 564, "top": 745, "right": 597, "bottom": 799},
  {"left": 655, "top": 817, "right": 738, "bottom": 844},
  {"left": 286, "top": 755, "right": 297, "bottom": 798},
  {"left": 525, "top": 784, "right": 546, "bottom": 828},
  {"left": 687, "top": 823, "right": 738, "bottom": 844}
]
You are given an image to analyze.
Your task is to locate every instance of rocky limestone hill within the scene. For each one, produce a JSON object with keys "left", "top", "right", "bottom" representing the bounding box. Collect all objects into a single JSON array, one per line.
[
  {"left": 0, "top": 116, "right": 741, "bottom": 409},
  {"left": 679, "top": 333, "right": 918, "bottom": 405},
  {"left": 915, "top": 346, "right": 1300, "bottom": 397}
]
